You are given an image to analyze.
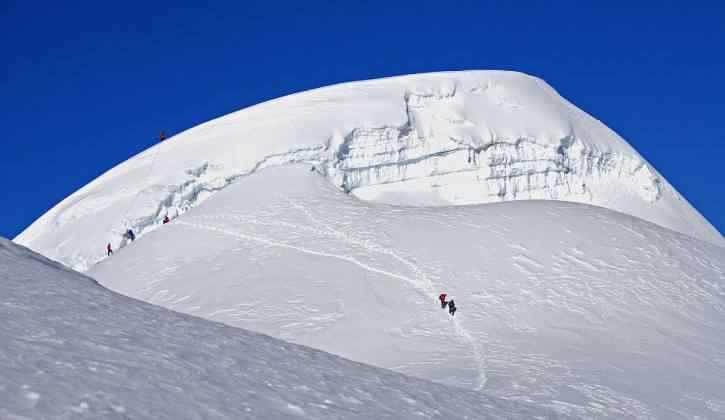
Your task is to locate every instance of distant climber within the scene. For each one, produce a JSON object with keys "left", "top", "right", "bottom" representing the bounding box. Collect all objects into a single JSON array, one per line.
[
  {"left": 439, "top": 293, "right": 447, "bottom": 309},
  {"left": 448, "top": 299, "right": 456, "bottom": 316},
  {"left": 163, "top": 215, "right": 171, "bottom": 224},
  {"left": 160, "top": 130, "right": 166, "bottom": 141},
  {"left": 126, "top": 229, "right": 135, "bottom": 242},
  {"left": 310, "top": 165, "right": 316, "bottom": 172},
  {"left": 107, "top": 243, "right": 113, "bottom": 256}
]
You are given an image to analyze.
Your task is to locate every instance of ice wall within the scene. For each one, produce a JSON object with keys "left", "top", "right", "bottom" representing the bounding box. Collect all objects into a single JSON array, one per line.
[{"left": 327, "top": 89, "right": 662, "bottom": 209}]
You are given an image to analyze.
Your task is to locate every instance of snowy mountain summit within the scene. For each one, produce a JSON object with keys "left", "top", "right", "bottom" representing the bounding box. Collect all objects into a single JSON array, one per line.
[
  {"left": 11, "top": 71, "right": 725, "bottom": 418},
  {"left": 16, "top": 71, "right": 723, "bottom": 271}
]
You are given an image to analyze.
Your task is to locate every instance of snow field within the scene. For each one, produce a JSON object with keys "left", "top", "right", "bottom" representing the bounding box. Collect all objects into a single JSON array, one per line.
[
  {"left": 91, "top": 165, "right": 725, "bottom": 419},
  {"left": 0, "top": 237, "right": 556, "bottom": 419}
]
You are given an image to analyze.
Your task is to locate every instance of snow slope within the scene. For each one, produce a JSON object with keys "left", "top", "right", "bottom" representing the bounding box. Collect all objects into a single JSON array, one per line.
[
  {"left": 90, "top": 165, "right": 725, "bottom": 419},
  {"left": 0, "top": 236, "right": 554, "bottom": 419},
  {"left": 15, "top": 71, "right": 723, "bottom": 272}
]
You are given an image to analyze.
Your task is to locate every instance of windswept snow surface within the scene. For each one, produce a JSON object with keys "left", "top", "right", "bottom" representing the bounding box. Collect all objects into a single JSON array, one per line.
[
  {"left": 0, "top": 237, "right": 553, "bottom": 419},
  {"left": 15, "top": 71, "right": 723, "bottom": 272},
  {"left": 91, "top": 166, "right": 725, "bottom": 419}
]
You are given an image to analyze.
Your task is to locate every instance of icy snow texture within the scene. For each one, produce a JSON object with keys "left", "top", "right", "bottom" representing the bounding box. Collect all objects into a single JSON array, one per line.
[
  {"left": 15, "top": 71, "right": 723, "bottom": 272},
  {"left": 0, "top": 237, "right": 554, "bottom": 419},
  {"left": 91, "top": 166, "right": 725, "bottom": 419}
]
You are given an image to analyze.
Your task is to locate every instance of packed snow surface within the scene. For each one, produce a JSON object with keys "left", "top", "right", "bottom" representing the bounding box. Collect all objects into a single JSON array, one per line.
[
  {"left": 0, "top": 237, "right": 554, "bottom": 419},
  {"left": 15, "top": 71, "right": 723, "bottom": 272},
  {"left": 91, "top": 166, "right": 725, "bottom": 419}
]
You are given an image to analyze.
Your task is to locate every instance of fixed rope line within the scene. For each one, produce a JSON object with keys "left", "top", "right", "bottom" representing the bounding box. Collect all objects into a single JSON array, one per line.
[{"left": 121, "top": 140, "right": 164, "bottom": 225}]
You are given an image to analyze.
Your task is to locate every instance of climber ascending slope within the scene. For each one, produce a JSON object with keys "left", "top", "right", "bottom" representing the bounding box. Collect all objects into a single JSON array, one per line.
[
  {"left": 439, "top": 293, "right": 448, "bottom": 309},
  {"left": 159, "top": 130, "right": 166, "bottom": 141},
  {"left": 163, "top": 215, "right": 171, "bottom": 224},
  {"left": 106, "top": 243, "right": 113, "bottom": 256},
  {"left": 126, "top": 229, "right": 135, "bottom": 242},
  {"left": 448, "top": 299, "right": 457, "bottom": 316}
]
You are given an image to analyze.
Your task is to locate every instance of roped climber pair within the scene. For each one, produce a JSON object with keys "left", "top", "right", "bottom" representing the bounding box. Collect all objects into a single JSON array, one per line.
[{"left": 438, "top": 293, "right": 457, "bottom": 316}]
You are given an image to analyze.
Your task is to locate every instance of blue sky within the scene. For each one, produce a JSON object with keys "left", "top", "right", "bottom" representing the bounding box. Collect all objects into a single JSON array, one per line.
[{"left": 1, "top": 0, "right": 723, "bottom": 238}]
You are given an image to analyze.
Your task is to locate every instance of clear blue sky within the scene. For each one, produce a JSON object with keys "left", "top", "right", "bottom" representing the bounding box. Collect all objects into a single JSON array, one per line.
[{"left": 1, "top": 0, "right": 723, "bottom": 239}]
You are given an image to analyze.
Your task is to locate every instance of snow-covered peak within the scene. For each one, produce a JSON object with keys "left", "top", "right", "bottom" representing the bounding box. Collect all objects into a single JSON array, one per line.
[{"left": 16, "top": 71, "right": 723, "bottom": 271}]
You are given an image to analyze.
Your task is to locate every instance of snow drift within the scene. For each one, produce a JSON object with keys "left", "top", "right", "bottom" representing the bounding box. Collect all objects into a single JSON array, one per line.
[
  {"left": 0, "top": 237, "right": 551, "bottom": 419},
  {"left": 15, "top": 71, "right": 723, "bottom": 272}
]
